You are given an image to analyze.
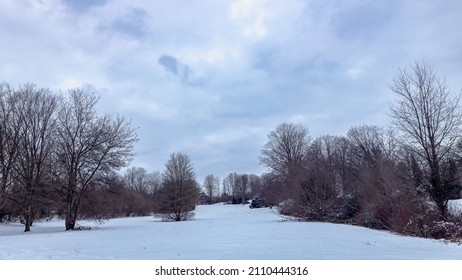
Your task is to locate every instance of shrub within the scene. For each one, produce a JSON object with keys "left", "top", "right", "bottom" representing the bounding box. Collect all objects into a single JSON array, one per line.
[
  {"left": 342, "top": 194, "right": 361, "bottom": 219},
  {"left": 155, "top": 211, "right": 196, "bottom": 222}
]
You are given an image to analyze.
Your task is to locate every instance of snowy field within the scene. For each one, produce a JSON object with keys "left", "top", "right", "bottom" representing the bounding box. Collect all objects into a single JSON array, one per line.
[{"left": 0, "top": 203, "right": 461, "bottom": 260}]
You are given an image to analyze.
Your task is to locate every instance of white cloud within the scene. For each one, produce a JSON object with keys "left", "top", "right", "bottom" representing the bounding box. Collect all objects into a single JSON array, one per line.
[
  {"left": 230, "top": 0, "right": 271, "bottom": 39},
  {"left": 345, "top": 57, "right": 374, "bottom": 80},
  {"left": 30, "top": 0, "right": 67, "bottom": 16}
]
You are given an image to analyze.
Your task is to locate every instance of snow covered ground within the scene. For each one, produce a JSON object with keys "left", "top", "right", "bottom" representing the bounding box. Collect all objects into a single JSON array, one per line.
[
  {"left": 449, "top": 199, "right": 462, "bottom": 215},
  {"left": 0, "top": 204, "right": 461, "bottom": 260}
]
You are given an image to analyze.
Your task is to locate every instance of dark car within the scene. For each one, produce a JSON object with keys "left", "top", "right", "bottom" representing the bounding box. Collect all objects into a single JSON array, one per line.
[{"left": 249, "top": 198, "right": 269, "bottom": 208}]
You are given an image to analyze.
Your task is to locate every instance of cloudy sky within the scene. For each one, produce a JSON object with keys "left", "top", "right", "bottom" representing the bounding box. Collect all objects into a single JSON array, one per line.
[{"left": 1, "top": 0, "right": 462, "bottom": 182}]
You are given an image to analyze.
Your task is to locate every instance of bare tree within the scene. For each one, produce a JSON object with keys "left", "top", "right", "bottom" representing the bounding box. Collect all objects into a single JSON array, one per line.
[
  {"left": 260, "top": 123, "right": 310, "bottom": 179},
  {"left": 124, "top": 166, "right": 149, "bottom": 194},
  {"left": 156, "top": 152, "right": 200, "bottom": 221},
  {"left": 222, "top": 175, "right": 231, "bottom": 197},
  {"left": 248, "top": 174, "right": 262, "bottom": 198},
  {"left": 146, "top": 170, "right": 162, "bottom": 197},
  {"left": 259, "top": 172, "right": 282, "bottom": 205},
  {"left": 346, "top": 125, "right": 402, "bottom": 228},
  {"left": 347, "top": 125, "right": 398, "bottom": 167},
  {"left": 10, "top": 84, "right": 58, "bottom": 232},
  {"left": 224, "top": 172, "right": 239, "bottom": 199},
  {"left": 389, "top": 61, "right": 462, "bottom": 219},
  {"left": 0, "top": 83, "right": 22, "bottom": 211},
  {"left": 309, "top": 135, "right": 349, "bottom": 196},
  {"left": 260, "top": 122, "right": 311, "bottom": 203},
  {"left": 288, "top": 135, "right": 347, "bottom": 221},
  {"left": 238, "top": 174, "right": 248, "bottom": 204},
  {"left": 203, "top": 174, "right": 220, "bottom": 202},
  {"left": 55, "top": 89, "right": 137, "bottom": 230}
]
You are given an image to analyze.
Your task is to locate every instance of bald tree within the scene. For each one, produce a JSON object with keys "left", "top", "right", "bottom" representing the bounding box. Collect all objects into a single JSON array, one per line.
[
  {"left": 389, "top": 61, "right": 462, "bottom": 219},
  {"left": 156, "top": 152, "right": 200, "bottom": 221},
  {"left": 260, "top": 122, "right": 311, "bottom": 201},
  {"left": 260, "top": 122, "right": 310, "bottom": 178},
  {"left": 203, "top": 174, "right": 220, "bottom": 203},
  {"left": 56, "top": 89, "right": 137, "bottom": 230},
  {"left": 0, "top": 83, "right": 22, "bottom": 211},
  {"left": 11, "top": 84, "right": 57, "bottom": 232}
]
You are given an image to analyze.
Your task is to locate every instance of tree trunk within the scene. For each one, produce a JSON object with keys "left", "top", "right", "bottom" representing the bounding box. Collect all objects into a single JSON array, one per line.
[
  {"left": 65, "top": 215, "right": 76, "bottom": 230},
  {"left": 65, "top": 193, "right": 78, "bottom": 230},
  {"left": 430, "top": 166, "right": 449, "bottom": 220},
  {"left": 24, "top": 206, "right": 32, "bottom": 232},
  {"left": 65, "top": 213, "right": 75, "bottom": 230},
  {"left": 435, "top": 195, "right": 448, "bottom": 221}
]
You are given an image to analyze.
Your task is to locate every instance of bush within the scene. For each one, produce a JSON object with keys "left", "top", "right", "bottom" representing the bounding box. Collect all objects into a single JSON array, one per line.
[
  {"left": 278, "top": 199, "right": 296, "bottom": 216},
  {"left": 390, "top": 200, "right": 462, "bottom": 242},
  {"left": 372, "top": 198, "right": 396, "bottom": 230},
  {"left": 353, "top": 198, "right": 395, "bottom": 230},
  {"left": 155, "top": 211, "right": 195, "bottom": 222},
  {"left": 391, "top": 197, "right": 431, "bottom": 237},
  {"left": 249, "top": 198, "right": 269, "bottom": 209},
  {"left": 342, "top": 194, "right": 361, "bottom": 219},
  {"left": 402, "top": 214, "right": 429, "bottom": 237},
  {"left": 427, "top": 220, "right": 461, "bottom": 240},
  {"left": 356, "top": 212, "right": 380, "bottom": 229}
]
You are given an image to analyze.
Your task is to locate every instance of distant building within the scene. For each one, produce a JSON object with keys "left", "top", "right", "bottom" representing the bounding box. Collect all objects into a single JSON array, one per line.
[{"left": 198, "top": 192, "right": 210, "bottom": 205}]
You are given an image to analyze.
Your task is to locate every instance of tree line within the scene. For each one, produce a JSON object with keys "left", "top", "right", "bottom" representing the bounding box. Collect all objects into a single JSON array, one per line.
[
  {"left": 0, "top": 83, "right": 213, "bottom": 229},
  {"left": 0, "top": 81, "right": 260, "bottom": 228},
  {"left": 257, "top": 62, "right": 462, "bottom": 240},
  {"left": 0, "top": 83, "right": 137, "bottom": 231},
  {"left": 2, "top": 61, "right": 462, "bottom": 241},
  {"left": 158, "top": 61, "right": 462, "bottom": 242}
]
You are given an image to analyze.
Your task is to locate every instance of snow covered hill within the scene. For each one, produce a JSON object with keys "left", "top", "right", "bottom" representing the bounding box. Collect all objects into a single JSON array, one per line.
[{"left": 0, "top": 204, "right": 461, "bottom": 259}]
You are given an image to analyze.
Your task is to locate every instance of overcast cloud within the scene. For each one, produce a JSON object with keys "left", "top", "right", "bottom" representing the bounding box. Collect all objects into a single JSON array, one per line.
[{"left": 1, "top": 0, "right": 462, "bottom": 182}]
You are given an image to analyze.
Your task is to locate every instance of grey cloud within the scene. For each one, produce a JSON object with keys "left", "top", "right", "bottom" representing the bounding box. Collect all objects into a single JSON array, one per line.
[
  {"left": 158, "top": 55, "right": 181, "bottom": 75},
  {"left": 253, "top": 44, "right": 341, "bottom": 80},
  {"left": 63, "top": 0, "right": 107, "bottom": 13},
  {"left": 158, "top": 55, "right": 202, "bottom": 86},
  {"left": 331, "top": 2, "right": 396, "bottom": 40},
  {"left": 111, "top": 8, "right": 150, "bottom": 40}
]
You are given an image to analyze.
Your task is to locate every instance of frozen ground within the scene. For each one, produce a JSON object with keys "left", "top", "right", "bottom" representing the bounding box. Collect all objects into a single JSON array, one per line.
[
  {"left": 449, "top": 199, "right": 462, "bottom": 215},
  {"left": 0, "top": 203, "right": 461, "bottom": 260}
]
